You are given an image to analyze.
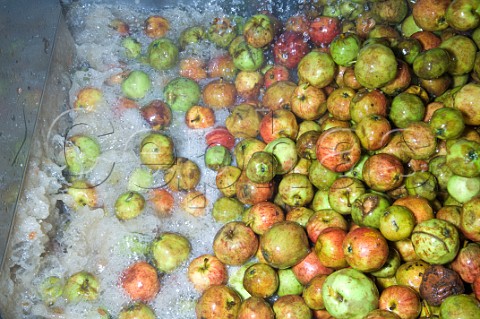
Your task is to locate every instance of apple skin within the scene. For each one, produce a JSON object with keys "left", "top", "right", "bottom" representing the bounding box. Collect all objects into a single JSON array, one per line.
[
  {"left": 342, "top": 226, "right": 389, "bottom": 272},
  {"left": 195, "top": 285, "right": 242, "bottom": 319},
  {"left": 322, "top": 268, "right": 379, "bottom": 319},
  {"left": 379, "top": 285, "right": 421, "bottom": 319},
  {"left": 187, "top": 254, "right": 228, "bottom": 292}
]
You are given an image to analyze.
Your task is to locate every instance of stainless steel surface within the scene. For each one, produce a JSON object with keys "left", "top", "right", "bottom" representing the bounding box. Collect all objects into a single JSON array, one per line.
[{"left": 0, "top": 0, "right": 61, "bottom": 271}]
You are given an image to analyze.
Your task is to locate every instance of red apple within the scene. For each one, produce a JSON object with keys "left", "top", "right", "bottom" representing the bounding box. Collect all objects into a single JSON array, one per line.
[
  {"left": 291, "top": 83, "right": 327, "bottom": 121},
  {"left": 362, "top": 154, "right": 405, "bottom": 192},
  {"left": 316, "top": 127, "right": 362, "bottom": 173},
  {"left": 379, "top": 285, "right": 422, "bottom": 319},
  {"left": 273, "top": 31, "right": 310, "bottom": 69},
  {"left": 187, "top": 254, "right": 228, "bottom": 292},
  {"left": 207, "top": 54, "right": 237, "bottom": 80},
  {"left": 179, "top": 57, "right": 207, "bottom": 81},
  {"left": 206, "top": 127, "right": 235, "bottom": 149},
  {"left": 342, "top": 226, "right": 389, "bottom": 272},
  {"left": 450, "top": 242, "right": 480, "bottom": 283},
  {"left": 291, "top": 251, "right": 333, "bottom": 285},
  {"left": 236, "top": 171, "right": 274, "bottom": 205},
  {"left": 237, "top": 296, "right": 275, "bottom": 319},
  {"left": 149, "top": 189, "right": 174, "bottom": 217},
  {"left": 185, "top": 105, "right": 216, "bottom": 129},
  {"left": 309, "top": 16, "right": 341, "bottom": 46},
  {"left": 264, "top": 64, "right": 290, "bottom": 88},
  {"left": 213, "top": 221, "right": 259, "bottom": 266},
  {"left": 259, "top": 109, "right": 298, "bottom": 144},
  {"left": 305, "top": 209, "right": 348, "bottom": 243},
  {"left": 244, "top": 201, "right": 285, "bottom": 235},
  {"left": 121, "top": 261, "right": 160, "bottom": 302}
]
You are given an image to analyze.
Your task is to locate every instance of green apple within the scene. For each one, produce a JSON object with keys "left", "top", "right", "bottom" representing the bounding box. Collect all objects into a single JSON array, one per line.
[
  {"left": 64, "top": 135, "right": 101, "bottom": 176},
  {"left": 147, "top": 38, "right": 178, "bottom": 70},
  {"left": 277, "top": 268, "right": 303, "bottom": 296},
  {"left": 121, "top": 70, "right": 151, "bottom": 99},
  {"left": 163, "top": 77, "right": 201, "bottom": 112},
  {"left": 150, "top": 232, "right": 191, "bottom": 273},
  {"left": 115, "top": 191, "right": 145, "bottom": 220},
  {"left": 322, "top": 268, "right": 379, "bottom": 319},
  {"left": 63, "top": 271, "right": 99, "bottom": 303}
]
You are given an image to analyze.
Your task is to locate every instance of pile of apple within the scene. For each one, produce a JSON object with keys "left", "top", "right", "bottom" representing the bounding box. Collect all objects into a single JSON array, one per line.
[{"left": 51, "top": 0, "right": 480, "bottom": 318}]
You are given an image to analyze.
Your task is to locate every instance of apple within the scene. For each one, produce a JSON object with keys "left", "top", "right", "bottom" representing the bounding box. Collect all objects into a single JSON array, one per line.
[
  {"left": 273, "top": 295, "right": 312, "bottom": 319},
  {"left": 187, "top": 254, "right": 227, "bottom": 293},
  {"left": 379, "top": 205, "right": 416, "bottom": 242},
  {"left": 419, "top": 264, "right": 464, "bottom": 306},
  {"left": 412, "top": 0, "right": 450, "bottom": 31},
  {"left": 309, "top": 16, "right": 341, "bottom": 46},
  {"left": 234, "top": 138, "right": 266, "bottom": 170},
  {"left": 225, "top": 103, "right": 262, "bottom": 138},
  {"left": 278, "top": 267, "right": 304, "bottom": 296},
  {"left": 207, "top": 54, "right": 238, "bottom": 80},
  {"left": 297, "top": 51, "right": 336, "bottom": 88},
  {"left": 362, "top": 153, "right": 404, "bottom": 192},
  {"left": 237, "top": 297, "right": 275, "bottom": 319},
  {"left": 144, "top": 15, "right": 169, "bottom": 38},
  {"left": 263, "top": 64, "right": 290, "bottom": 88},
  {"left": 235, "top": 171, "right": 274, "bottom": 205},
  {"left": 316, "top": 127, "right": 362, "bottom": 173},
  {"left": 110, "top": 18, "right": 130, "bottom": 35},
  {"left": 230, "top": 36, "right": 265, "bottom": 71},
  {"left": 355, "top": 43, "right": 397, "bottom": 89},
  {"left": 291, "top": 83, "right": 327, "bottom": 121},
  {"left": 205, "top": 145, "right": 232, "bottom": 171},
  {"left": 351, "top": 192, "right": 390, "bottom": 229},
  {"left": 73, "top": 87, "right": 103, "bottom": 111},
  {"left": 38, "top": 276, "right": 64, "bottom": 306},
  {"left": 328, "top": 177, "right": 366, "bottom": 215},
  {"left": 206, "top": 127, "right": 235, "bottom": 149},
  {"left": 439, "top": 294, "right": 480, "bottom": 319},
  {"left": 302, "top": 274, "right": 328, "bottom": 310},
  {"left": 291, "top": 251, "right": 333, "bottom": 285},
  {"left": 452, "top": 82, "right": 480, "bottom": 125},
  {"left": 179, "top": 26, "right": 205, "bottom": 49},
  {"left": 278, "top": 173, "right": 314, "bottom": 207},
  {"left": 273, "top": 31, "right": 309, "bottom": 69},
  {"left": 213, "top": 221, "right": 258, "bottom": 266},
  {"left": 67, "top": 180, "right": 97, "bottom": 209},
  {"left": 119, "top": 302, "right": 156, "bottom": 319},
  {"left": 322, "top": 268, "right": 379, "bottom": 319},
  {"left": 63, "top": 271, "right": 99, "bottom": 303},
  {"left": 203, "top": 78, "right": 237, "bottom": 109},
  {"left": 207, "top": 17, "right": 237, "bottom": 48},
  {"left": 235, "top": 70, "right": 263, "bottom": 101},
  {"left": 260, "top": 221, "right": 310, "bottom": 269},
  {"left": 446, "top": 0, "right": 480, "bottom": 31},
  {"left": 243, "top": 262, "right": 279, "bottom": 298},
  {"left": 163, "top": 157, "right": 201, "bottom": 192},
  {"left": 115, "top": 191, "right": 145, "bottom": 220},
  {"left": 243, "top": 14, "right": 275, "bottom": 48},
  {"left": 185, "top": 105, "right": 215, "bottom": 129},
  {"left": 411, "top": 218, "right": 460, "bottom": 265},
  {"left": 149, "top": 189, "right": 174, "bottom": 217},
  {"left": 179, "top": 57, "right": 207, "bottom": 82},
  {"left": 180, "top": 191, "right": 208, "bottom": 217},
  {"left": 121, "top": 261, "right": 159, "bottom": 302},
  {"left": 212, "top": 197, "right": 244, "bottom": 223},
  {"left": 195, "top": 285, "right": 242, "bottom": 319},
  {"left": 216, "top": 165, "right": 242, "bottom": 198},
  {"left": 371, "top": 248, "right": 402, "bottom": 279},
  {"left": 286, "top": 207, "right": 315, "bottom": 227},
  {"left": 460, "top": 196, "right": 480, "bottom": 241},
  {"left": 147, "top": 38, "right": 178, "bottom": 70},
  {"left": 314, "top": 227, "right": 348, "bottom": 269},
  {"left": 164, "top": 77, "right": 201, "bottom": 112},
  {"left": 264, "top": 137, "right": 298, "bottom": 175},
  {"left": 259, "top": 109, "right": 298, "bottom": 144},
  {"left": 395, "top": 260, "right": 430, "bottom": 293},
  {"left": 244, "top": 201, "right": 284, "bottom": 235},
  {"left": 342, "top": 226, "right": 389, "bottom": 272},
  {"left": 64, "top": 135, "right": 101, "bottom": 176},
  {"left": 262, "top": 80, "right": 296, "bottom": 111},
  {"left": 150, "top": 232, "right": 191, "bottom": 273},
  {"left": 305, "top": 209, "right": 348, "bottom": 243},
  {"left": 379, "top": 285, "right": 421, "bottom": 319}
]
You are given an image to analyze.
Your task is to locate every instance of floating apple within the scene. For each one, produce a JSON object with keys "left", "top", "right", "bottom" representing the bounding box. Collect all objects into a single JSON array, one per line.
[
  {"left": 150, "top": 232, "right": 191, "bottom": 273},
  {"left": 187, "top": 254, "right": 228, "bottom": 292}
]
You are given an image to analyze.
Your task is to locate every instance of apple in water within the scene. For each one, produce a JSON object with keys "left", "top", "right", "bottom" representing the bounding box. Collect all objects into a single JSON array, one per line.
[
  {"left": 150, "top": 232, "right": 191, "bottom": 273},
  {"left": 119, "top": 302, "right": 156, "bottom": 319},
  {"left": 121, "top": 261, "right": 159, "bottom": 302},
  {"left": 273, "top": 31, "right": 309, "bottom": 69},
  {"left": 187, "top": 254, "right": 228, "bottom": 292},
  {"left": 63, "top": 271, "right": 99, "bottom": 303}
]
